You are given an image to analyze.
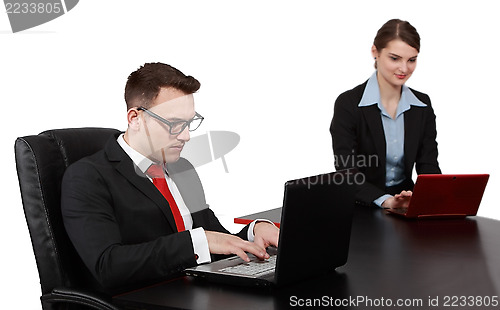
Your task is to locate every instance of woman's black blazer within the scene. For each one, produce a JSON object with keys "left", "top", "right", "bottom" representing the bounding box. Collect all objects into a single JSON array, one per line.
[{"left": 330, "top": 80, "right": 441, "bottom": 206}]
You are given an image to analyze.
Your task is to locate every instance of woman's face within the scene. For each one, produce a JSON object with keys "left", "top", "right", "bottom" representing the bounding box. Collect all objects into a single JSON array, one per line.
[{"left": 372, "top": 39, "right": 418, "bottom": 88}]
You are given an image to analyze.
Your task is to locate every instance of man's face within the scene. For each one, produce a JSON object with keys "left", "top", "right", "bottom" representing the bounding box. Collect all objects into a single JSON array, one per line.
[{"left": 138, "top": 87, "right": 195, "bottom": 164}]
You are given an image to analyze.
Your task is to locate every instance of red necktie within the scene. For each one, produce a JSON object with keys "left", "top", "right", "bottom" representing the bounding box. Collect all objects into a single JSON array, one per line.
[{"left": 147, "top": 164, "right": 185, "bottom": 232}]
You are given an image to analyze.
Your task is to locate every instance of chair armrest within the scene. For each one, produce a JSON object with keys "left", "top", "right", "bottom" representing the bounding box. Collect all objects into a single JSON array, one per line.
[{"left": 41, "top": 287, "right": 121, "bottom": 310}]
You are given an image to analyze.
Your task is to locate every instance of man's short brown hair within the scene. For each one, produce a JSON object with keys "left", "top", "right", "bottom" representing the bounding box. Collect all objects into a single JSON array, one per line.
[{"left": 124, "top": 63, "right": 201, "bottom": 110}]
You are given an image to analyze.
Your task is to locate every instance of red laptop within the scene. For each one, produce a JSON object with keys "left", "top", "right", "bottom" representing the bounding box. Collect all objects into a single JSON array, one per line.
[{"left": 387, "top": 174, "right": 489, "bottom": 219}]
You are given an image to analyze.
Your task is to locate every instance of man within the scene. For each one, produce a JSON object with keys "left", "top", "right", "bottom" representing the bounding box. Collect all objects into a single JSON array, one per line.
[{"left": 61, "top": 63, "right": 279, "bottom": 294}]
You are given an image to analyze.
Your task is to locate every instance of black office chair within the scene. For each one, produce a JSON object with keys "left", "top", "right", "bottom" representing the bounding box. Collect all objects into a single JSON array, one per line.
[{"left": 15, "top": 128, "right": 122, "bottom": 310}]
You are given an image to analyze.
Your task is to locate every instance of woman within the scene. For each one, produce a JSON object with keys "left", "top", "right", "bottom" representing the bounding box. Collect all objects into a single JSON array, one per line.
[{"left": 330, "top": 19, "right": 441, "bottom": 210}]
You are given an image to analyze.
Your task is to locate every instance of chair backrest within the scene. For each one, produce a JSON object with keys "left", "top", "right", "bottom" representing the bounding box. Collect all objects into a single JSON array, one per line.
[{"left": 15, "top": 128, "right": 121, "bottom": 295}]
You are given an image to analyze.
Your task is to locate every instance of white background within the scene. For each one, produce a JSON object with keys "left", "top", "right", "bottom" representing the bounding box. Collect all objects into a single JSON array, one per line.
[{"left": 1, "top": 1, "right": 499, "bottom": 308}]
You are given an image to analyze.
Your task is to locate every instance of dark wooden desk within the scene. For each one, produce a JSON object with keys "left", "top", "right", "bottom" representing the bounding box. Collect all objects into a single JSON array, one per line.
[{"left": 113, "top": 206, "right": 500, "bottom": 309}]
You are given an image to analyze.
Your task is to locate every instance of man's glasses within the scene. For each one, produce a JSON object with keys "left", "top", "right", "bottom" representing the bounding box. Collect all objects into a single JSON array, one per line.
[{"left": 137, "top": 107, "right": 204, "bottom": 135}]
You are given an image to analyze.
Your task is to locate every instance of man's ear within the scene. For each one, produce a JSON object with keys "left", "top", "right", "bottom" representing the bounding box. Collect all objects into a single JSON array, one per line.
[{"left": 127, "top": 108, "right": 141, "bottom": 130}]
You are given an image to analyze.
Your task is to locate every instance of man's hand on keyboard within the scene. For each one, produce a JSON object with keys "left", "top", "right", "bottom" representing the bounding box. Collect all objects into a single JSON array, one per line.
[
  {"left": 205, "top": 231, "right": 270, "bottom": 262},
  {"left": 253, "top": 221, "right": 279, "bottom": 250}
]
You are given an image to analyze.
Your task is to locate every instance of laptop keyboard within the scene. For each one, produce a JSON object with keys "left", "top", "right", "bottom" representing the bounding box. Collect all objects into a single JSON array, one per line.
[{"left": 219, "top": 255, "right": 277, "bottom": 276}]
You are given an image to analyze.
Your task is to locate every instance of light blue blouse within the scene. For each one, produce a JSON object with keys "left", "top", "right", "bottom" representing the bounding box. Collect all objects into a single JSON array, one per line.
[{"left": 358, "top": 72, "right": 427, "bottom": 206}]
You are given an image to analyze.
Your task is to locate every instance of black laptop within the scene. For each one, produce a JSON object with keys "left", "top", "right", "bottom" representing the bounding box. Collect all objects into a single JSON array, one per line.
[{"left": 185, "top": 169, "right": 356, "bottom": 287}]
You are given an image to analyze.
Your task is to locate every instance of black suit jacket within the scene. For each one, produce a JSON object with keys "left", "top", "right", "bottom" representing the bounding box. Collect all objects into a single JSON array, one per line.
[
  {"left": 330, "top": 81, "right": 441, "bottom": 206},
  {"left": 61, "top": 134, "right": 249, "bottom": 293}
]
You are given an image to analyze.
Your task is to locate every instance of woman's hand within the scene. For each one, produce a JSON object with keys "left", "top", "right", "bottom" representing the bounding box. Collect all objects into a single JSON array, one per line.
[{"left": 382, "top": 190, "right": 413, "bottom": 210}]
